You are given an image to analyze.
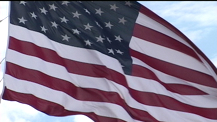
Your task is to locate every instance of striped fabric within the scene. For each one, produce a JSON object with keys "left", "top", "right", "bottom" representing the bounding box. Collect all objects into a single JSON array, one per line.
[{"left": 3, "top": 1, "right": 217, "bottom": 122}]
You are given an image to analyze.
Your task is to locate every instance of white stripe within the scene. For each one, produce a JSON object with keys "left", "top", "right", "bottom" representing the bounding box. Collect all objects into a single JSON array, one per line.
[
  {"left": 6, "top": 50, "right": 217, "bottom": 108},
  {"left": 9, "top": 24, "right": 216, "bottom": 84},
  {"left": 9, "top": 24, "right": 124, "bottom": 74},
  {"left": 136, "top": 12, "right": 192, "bottom": 48},
  {"left": 4, "top": 75, "right": 141, "bottom": 122},
  {"left": 5, "top": 74, "right": 216, "bottom": 122},
  {"left": 197, "top": 53, "right": 217, "bottom": 81},
  {"left": 6, "top": 49, "right": 125, "bottom": 99},
  {"left": 136, "top": 11, "right": 217, "bottom": 83},
  {"left": 132, "top": 57, "right": 217, "bottom": 96},
  {"left": 126, "top": 75, "right": 217, "bottom": 108},
  {"left": 7, "top": 23, "right": 217, "bottom": 122},
  {"left": 130, "top": 36, "right": 210, "bottom": 75}
]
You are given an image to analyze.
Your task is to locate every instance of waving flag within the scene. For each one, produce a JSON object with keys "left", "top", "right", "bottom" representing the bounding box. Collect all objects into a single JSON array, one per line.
[{"left": 2, "top": 1, "right": 217, "bottom": 122}]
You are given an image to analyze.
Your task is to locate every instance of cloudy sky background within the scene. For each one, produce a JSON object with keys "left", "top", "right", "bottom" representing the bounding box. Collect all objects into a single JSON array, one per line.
[{"left": 0, "top": 1, "right": 216, "bottom": 122}]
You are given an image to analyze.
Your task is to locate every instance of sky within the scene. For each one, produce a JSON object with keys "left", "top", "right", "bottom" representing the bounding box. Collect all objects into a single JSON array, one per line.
[{"left": 0, "top": 1, "right": 217, "bottom": 122}]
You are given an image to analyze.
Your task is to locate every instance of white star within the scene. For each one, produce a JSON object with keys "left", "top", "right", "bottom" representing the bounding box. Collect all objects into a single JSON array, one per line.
[
  {"left": 85, "top": 40, "right": 93, "bottom": 46},
  {"left": 106, "top": 37, "right": 112, "bottom": 43},
  {"left": 84, "top": 8, "right": 91, "bottom": 14},
  {"left": 95, "top": 21, "right": 103, "bottom": 28},
  {"left": 60, "top": 16, "right": 68, "bottom": 23},
  {"left": 84, "top": 23, "right": 93, "bottom": 31},
  {"left": 51, "top": 21, "right": 58, "bottom": 28},
  {"left": 125, "top": 1, "right": 133, "bottom": 6},
  {"left": 62, "top": 34, "right": 70, "bottom": 41},
  {"left": 18, "top": 17, "right": 27, "bottom": 24},
  {"left": 110, "top": 4, "right": 118, "bottom": 11},
  {"left": 119, "top": 17, "right": 127, "bottom": 24},
  {"left": 72, "top": 11, "right": 81, "bottom": 18},
  {"left": 72, "top": 29, "right": 80, "bottom": 35},
  {"left": 108, "top": 48, "right": 115, "bottom": 55},
  {"left": 30, "top": 12, "right": 37, "bottom": 19},
  {"left": 20, "top": 1, "right": 27, "bottom": 5},
  {"left": 40, "top": 26, "right": 48, "bottom": 33},
  {"left": 95, "top": 8, "right": 104, "bottom": 16},
  {"left": 62, "top": 1, "right": 70, "bottom": 6},
  {"left": 39, "top": 7, "right": 48, "bottom": 15},
  {"left": 49, "top": 4, "right": 57, "bottom": 11},
  {"left": 115, "top": 35, "right": 122, "bottom": 42},
  {"left": 116, "top": 49, "right": 124, "bottom": 55},
  {"left": 96, "top": 35, "right": 104, "bottom": 43},
  {"left": 105, "top": 21, "right": 113, "bottom": 29}
]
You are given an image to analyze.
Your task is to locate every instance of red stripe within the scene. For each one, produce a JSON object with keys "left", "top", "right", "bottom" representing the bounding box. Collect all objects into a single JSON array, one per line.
[
  {"left": 130, "top": 88, "right": 217, "bottom": 119},
  {"left": 2, "top": 88, "right": 127, "bottom": 122},
  {"left": 139, "top": 6, "right": 190, "bottom": 43},
  {"left": 132, "top": 64, "right": 208, "bottom": 95},
  {"left": 8, "top": 36, "right": 217, "bottom": 118},
  {"left": 133, "top": 24, "right": 201, "bottom": 62},
  {"left": 139, "top": 6, "right": 217, "bottom": 75},
  {"left": 130, "top": 49, "right": 217, "bottom": 88},
  {"left": 5, "top": 62, "right": 159, "bottom": 122},
  {"left": 8, "top": 37, "right": 128, "bottom": 87},
  {"left": 5, "top": 62, "right": 217, "bottom": 119}
]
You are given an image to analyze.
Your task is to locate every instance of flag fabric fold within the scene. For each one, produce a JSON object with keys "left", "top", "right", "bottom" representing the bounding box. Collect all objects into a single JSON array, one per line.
[{"left": 2, "top": 1, "right": 217, "bottom": 122}]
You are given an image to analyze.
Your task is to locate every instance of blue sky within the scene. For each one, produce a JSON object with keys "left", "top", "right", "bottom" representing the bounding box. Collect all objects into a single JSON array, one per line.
[{"left": 0, "top": 1, "right": 216, "bottom": 122}]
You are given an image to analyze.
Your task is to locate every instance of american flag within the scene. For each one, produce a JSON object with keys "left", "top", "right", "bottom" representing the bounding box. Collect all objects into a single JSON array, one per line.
[{"left": 2, "top": 1, "right": 217, "bottom": 122}]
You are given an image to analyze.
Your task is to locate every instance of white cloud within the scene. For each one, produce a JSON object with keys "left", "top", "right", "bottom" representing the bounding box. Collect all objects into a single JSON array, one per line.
[
  {"left": 1, "top": 113, "right": 12, "bottom": 122},
  {"left": 0, "top": 1, "right": 9, "bottom": 88},
  {"left": 140, "top": 1, "right": 217, "bottom": 43},
  {"left": 0, "top": 19, "right": 8, "bottom": 52},
  {"left": 73, "top": 115, "right": 94, "bottom": 122},
  {"left": 0, "top": 68, "right": 3, "bottom": 96},
  {"left": 0, "top": 1, "right": 9, "bottom": 19},
  {"left": 1, "top": 100, "right": 40, "bottom": 122},
  {"left": 158, "top": 1, "right": 217, "bottom": 26},
  {"left": 0, "top": 1, "right": 9, "bottom": 58},
  {"left": 182, "top": 27, "right": 213, "bottom": 43}
]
